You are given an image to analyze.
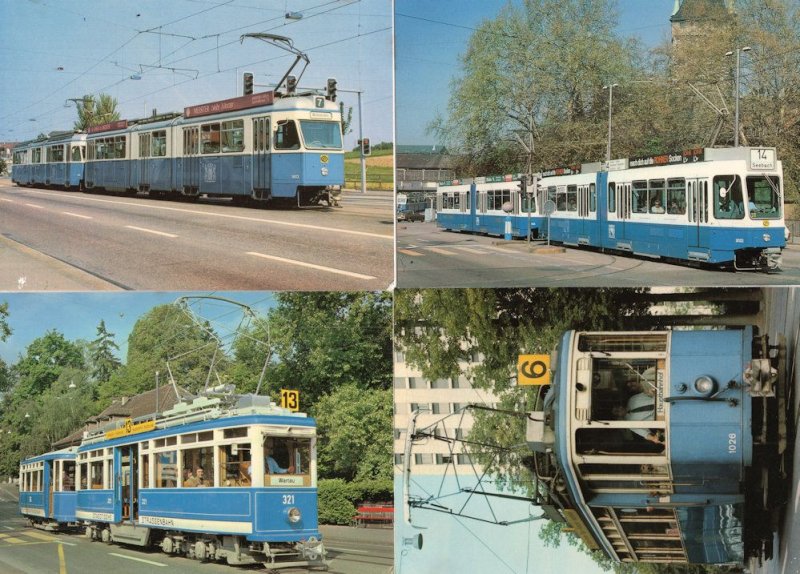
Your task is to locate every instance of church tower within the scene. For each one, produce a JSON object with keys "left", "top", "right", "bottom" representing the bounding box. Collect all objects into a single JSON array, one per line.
[{"left": 670, "top": 0, "right": 735, "bottom": 45}]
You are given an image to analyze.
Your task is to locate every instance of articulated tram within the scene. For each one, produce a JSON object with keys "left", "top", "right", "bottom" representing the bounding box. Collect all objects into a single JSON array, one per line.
[
  {"left": 436, "top": 147, "right": 786, "bottom": 271},
  {"left": 20, "top": 393, "right": 326, "bottom": 571},
  {"left": 527, "top": 329, "right": 786, "bottom": 564},
  {"left": 12, "top": 89, "right": 344, "bottom": 207}
]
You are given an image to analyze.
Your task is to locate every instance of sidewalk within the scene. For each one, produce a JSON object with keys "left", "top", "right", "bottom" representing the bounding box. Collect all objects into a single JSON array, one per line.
[{"left": 0, "top": 235, "right": 121, "bottom": 291}]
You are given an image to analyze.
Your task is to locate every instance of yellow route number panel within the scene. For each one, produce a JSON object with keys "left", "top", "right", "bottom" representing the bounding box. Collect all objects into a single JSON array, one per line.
[
  {"left": 281, "top": 389, "right": 300, "bottom": 412},
  {"left": 517, "top": 354, "right": 551, "bottom": 386}
]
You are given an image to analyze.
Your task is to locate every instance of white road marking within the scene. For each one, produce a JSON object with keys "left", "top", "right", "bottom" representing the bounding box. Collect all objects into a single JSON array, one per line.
[
  {"left": 450, "top": 246, "right": 489, "bottom": 254},
  {"left": 0, "top": 198, "right": 13, "bottom": 203},
  {"left": 124, "top": 225, "right": 178, "bottom": 238},
  {"left": 19, "top": 189, "right": 392, "bottom": 240},
  {"left": 108, "top": 553, "right": 167, "bottom": 567},
  {"left": 24, "top": 203, "right": 44, "bottom": 209},
  {"left": 246, "top": 252, "right": 376, "bottom": 280},
  {"left": 57, "top": 540, "right": 77, "bottom": 546},
  {"left": 62, "top": 211, "right": 92, "bottom": 220},
  {"left": 3, "top": 525, "right": 14, "bottom": 530},
  {"left": 426, "top": 247, "right": 459, "bottom": 256}
]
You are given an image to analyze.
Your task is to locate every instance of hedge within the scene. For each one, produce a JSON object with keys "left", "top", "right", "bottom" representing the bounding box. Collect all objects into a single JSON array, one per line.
[{"left": 317, "top": 478, "right": 393, "bottom": 525}]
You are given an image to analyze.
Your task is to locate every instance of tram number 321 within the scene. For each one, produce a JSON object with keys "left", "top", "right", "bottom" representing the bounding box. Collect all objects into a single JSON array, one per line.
[
  {"left": 283, "top": 495, "right": 295, "bottom": 505},
  {"left": 728, "top": 433, "right": 738, "bottom": 454}
]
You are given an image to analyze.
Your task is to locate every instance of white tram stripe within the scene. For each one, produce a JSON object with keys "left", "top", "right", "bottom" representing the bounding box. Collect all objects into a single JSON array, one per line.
[
  {"left": 124, "top": 225, "right": 178, "bottom": 238},
  {"left": 108, "top": 553, "right": 167, "bottom": 567},
  {"left": 246, "top": 252, "right": 376, "bottom": 280},
  {"left": 24, "top": 203, "right": 45, "bottom": 209},
  {"left": 62, "top": 211, "right": 92, "bottom": 220}
]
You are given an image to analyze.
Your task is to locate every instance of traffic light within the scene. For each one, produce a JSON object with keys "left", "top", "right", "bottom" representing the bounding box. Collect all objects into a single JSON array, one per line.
[
  {"left": 286, "top": 75, "right": 297, "bottom": 95},
  {"left": 243, "top": 72, "right": 254, "bottom": 96},
  {"left": 361, "top": 137, "right": 371, "bottom": 156},
  {"left": 517, "top": 175, "right": 527, "bottom": 194},
  {"left": 326, "top": 77, "right": 337, "bottom": 102}
]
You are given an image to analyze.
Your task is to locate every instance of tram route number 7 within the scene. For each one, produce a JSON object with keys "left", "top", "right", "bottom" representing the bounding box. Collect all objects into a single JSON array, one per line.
[
  {"left": 517, "top": 354, "right": 551, "bottom": 386},
  {"left": 281, "top": 389, "right": 300, "bottom": 412}
]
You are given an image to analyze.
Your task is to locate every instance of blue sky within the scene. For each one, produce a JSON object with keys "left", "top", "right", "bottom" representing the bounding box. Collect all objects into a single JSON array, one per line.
[
  {"left": 0, "top": 291, "right": 276, "bottom": 365},
  {"left": 0, "top": 0, "right": 392, "bottom": 149},
  {"left": 395, "top": 0, "right": 677, "bottom": 145}
]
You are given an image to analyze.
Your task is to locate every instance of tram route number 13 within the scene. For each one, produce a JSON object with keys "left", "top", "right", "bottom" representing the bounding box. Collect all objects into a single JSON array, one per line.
[{"left": 281, "top": 389, "right": 300, "bottom": 412}]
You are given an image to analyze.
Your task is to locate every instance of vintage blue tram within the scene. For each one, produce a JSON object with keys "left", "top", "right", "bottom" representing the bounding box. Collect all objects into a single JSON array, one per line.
[
  {"left": 436, "top": 147, "right": 786, "bottom": 271},
  {"left": 20, "top": 392, "right": 326, "bottom": 570},
  {"left": 527, "top": 328, "right": 785, "bottom": 564},
  {"left": 18, "top": 447, "right": 78, "bottom": 530},
  {"left": 12, "top": 132, "right": 87, "bottom": 190}
]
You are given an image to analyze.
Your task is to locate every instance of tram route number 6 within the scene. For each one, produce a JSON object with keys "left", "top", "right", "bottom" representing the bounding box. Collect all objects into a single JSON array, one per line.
[
  {"left": 517, "top": 354, "right": 551, "bottom": 386},
  {"left": 281, "top": 389, "right": 300, "bottom": 412}
]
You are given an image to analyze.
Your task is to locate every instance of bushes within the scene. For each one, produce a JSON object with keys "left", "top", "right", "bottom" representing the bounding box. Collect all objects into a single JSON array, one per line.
[{"left": 317, "top": 478, "right": 393, "bottom": 525}]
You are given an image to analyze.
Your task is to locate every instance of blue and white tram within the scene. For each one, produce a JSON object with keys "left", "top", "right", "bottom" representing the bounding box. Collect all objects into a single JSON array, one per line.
[
  {"left": 437, "top": 174, "right": 541, "bottom": 238},
  {"left": 527, "top": 328, "right": 783, "bottom": 564},
  {"left": 19, "top": 447, "right": 78, "bottom": 530},
  {"left": 84, "top": 91, "right": 344, "bottom": 206},
  {"left": 75, "top": 394, "right": 326, "bottom": 570},
  {"left": 11, "top": 132, "right": 86, "bottom": 190},
  {"left": 540, "top": 147, "right": 786, "bottom": 270}
]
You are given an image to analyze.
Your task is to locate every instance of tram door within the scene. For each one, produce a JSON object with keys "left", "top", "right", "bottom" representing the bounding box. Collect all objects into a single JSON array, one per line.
[
  {"left": 182, "top": 127, "right": 200, "bottom": 195},
  {"left": 615, "top": 182, "right": 631, "bottom": 241},
  {"left": 46, "top": 461, "right": 54, "bottom": 519},
  {"left": 251, "top": 117, "right": 271, "bottom": 199},
  {"left": 138, "top": 133, "right": 150, "bottom": 190},
  {"left": 116, "top": 445, "right": 138, "bottom": 523},
  {"left": 686, "top": 179, "right": 709, "bottom": 249}
]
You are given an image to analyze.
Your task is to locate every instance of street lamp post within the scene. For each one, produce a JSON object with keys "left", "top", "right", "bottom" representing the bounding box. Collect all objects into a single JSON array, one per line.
[
  {"left": 602, "top": 83, "right": 619, "bottom": 163},
  {"left": 725, "top": 46, "right": 750, "bottom": 147}
]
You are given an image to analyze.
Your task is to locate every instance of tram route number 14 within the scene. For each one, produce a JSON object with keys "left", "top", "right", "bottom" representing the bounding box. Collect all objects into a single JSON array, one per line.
[{"left": 281, "top": 389, "right": 300, "bottom": 412}]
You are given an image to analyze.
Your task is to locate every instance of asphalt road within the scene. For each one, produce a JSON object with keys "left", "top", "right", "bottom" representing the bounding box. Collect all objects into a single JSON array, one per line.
[
  {"left": 0, "top": 488, "right": 392, "bottom": 574},
  {"left": 397, "top": 221, "right": 800, "bottom": 287},
  {"left": 0, "top": 181, "right": 394, "bottom": 291}
]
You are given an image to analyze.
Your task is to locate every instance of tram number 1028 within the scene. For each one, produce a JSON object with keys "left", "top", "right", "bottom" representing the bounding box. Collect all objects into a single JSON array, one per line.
[{"left": 728, "top": 433, "right": 738, "bottom": 454}]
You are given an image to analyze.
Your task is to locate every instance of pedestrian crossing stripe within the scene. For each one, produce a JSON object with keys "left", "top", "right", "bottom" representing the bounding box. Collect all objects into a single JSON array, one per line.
[{"left": 0, "top": 531, "right": 60, "bottom": 545}]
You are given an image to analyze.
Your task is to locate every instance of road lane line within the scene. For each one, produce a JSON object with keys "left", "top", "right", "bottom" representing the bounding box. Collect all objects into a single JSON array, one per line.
[
  {"left": 426, "top": 247, "right": 459, "bottom": 255},
  {"left": 398, "top": 249, "right": 422, "bottom": 256},
  {"left": 21, "top": 189, "right": 392, "bottom": 240},
  {"left": 24, "top": 203, "right": 45, "bottom": 209},
  {"left": 0, "top": 198, "right": 13, "bottom": 203},
  {"left": 24, "top": 531, "right": 58, "bottom": 541},
  {"left": 450, "top": 246, "right": 488, "bottom": 254},
  {"left": 62, "top": 212, "right": 92, "bottom": 220},
  {"left": 108, "top": 552, "right": 166, "bottom": 567},
  {"left": 246, "top": 252, "right": 376, "bottom": 280},
  {"left": 326, "top": 546, "right": 371, "bottom": 554},
  {"left": 3, "top": 525, "right": 14, "bottom": 530},
  {"left": 58, "top": 542, "right": 67, "bottom": 574},
  {"left": 124, "top": 225, "right": 178, "bottom": 238},
  {"left": 2, "top": 536, "right": 26, "bottom": 543}
]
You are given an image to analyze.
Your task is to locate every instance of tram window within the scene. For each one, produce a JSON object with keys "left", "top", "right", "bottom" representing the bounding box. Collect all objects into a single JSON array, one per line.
[
  {"left": 746, "top": 176, "right": 782, "bottom": 219},
  {"left": 47, "top": 145, "right": 64, "bottom": 162},
  {"left": 567, "top": 185, "right": 577, "bottom": 211},
  {"left": 713, "top": 175, "right": 744, "bottom": 219},
  {"left": 576, "top": 427, "right": 664, "bottom": 455},
  {"left": 608, "top": 183, "right": 616, "bottom": 213},
  {"left": 114, "top": 136, "right": 126, "bottom": 159},
  {"left": 274, "top": 120, "right": 301, "bottom": 150},
  {"left": 556, "top": 187, "right": 567, "bottom": 211},
  {"left": 219, "top": 442, "right": 251, "bottom": 487},
  {"left": 221, "top": 120, "right": 244, "bottom": 153},
  {"left": 156, "top": 451, "right": 178, "bottom": 488},
  {"left": 263, "top": 436, "right": 311, "bottom": 483},
  {"left": 141, "top": 454, "right": 150, "bottom": 488},
  {"left": 632, "top": 181, "right": 648, "bottom": 213},
  {"left": 648, "top": 180, "right": 665, "bottom": 214},
  {"left": 224, "top": 427, "right": 248, "bottom": 439},
  {"left": 90, "top": 461, "right": 103, "bottom": 489},
  {"left": 139, "top": 134, "right": 151, "bottom": 158},
  {"left": 152, "top": 130, "right": 167, "bottom": 157},
  {"left": 199, "top": 431, "right": 213, "bottom": 442},
  {"left": 181, "top": 446, "right": 214, "bottom": 487},
  {"left": 32, "top": 148, "right": 41, "bottom": 163},
  {"left": 666, "top": 179, "right": 685, "bottom": 214},
  {"left": 71, "top": 146, "right": 82, "bottom": 162},
  {"left": 79, "top": 463, "right": 88, "bottom": 489},
  {"left": 299, "top": 120, "right": 343, "bottom": 150},
  {"left": 201, "top": 123, "right": 221, "bottom": 154},
  {"left": 589, "top": 183, "right": 596, "bottom": 212},
  {"left": 183, "top": 128, "right": 199, "bottom": 155},
  {"left": 61, "top": 461, "right": 75, "bottom": 492}
]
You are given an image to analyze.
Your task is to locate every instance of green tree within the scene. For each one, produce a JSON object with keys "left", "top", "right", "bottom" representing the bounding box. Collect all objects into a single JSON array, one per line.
[
  {"left": 313, "top": 384, "right": 392, "bottom": 481},
  {"left": 88, "top": 319, "right": 122, "bottom": 384},
  {"left": 99, "top": 304, "right": 225, "bottom": 403},
  {"left": 230, "top": 292, "right": 392, "bottom": 405},
  {"left": 73, "top": 93, "right": 120, "bottom": 131},
  {"left": 0, "top": 301, "right": 11, "bottom": 342},
  {"left": 12, "top": 331, "right": 85, "bottom": 397}
]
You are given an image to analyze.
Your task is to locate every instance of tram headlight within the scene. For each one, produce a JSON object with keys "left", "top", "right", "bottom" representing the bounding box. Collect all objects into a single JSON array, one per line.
[
  {"left": 287, "top": 507, "right": 302, "bottom": 524},
  {"left": 763, "top": 233, "right": 771, "bottom": 242},
  {"left": 321, "top": 167, "right": 329, "bottom": 176},
  {"left": 694, "top": 376, "right": 716, "bottom": 396}
]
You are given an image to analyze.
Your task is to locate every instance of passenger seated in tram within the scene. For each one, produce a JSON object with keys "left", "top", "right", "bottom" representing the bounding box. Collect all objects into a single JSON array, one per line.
[
  {"left": 267, "top": 455, "right": 295, "bottom": 474},
  {"left": 650, "top": 199, "right": 665, "bottom": 214},
  {"left": 183, "top": 467, "right": 205, "bottom": 487}
]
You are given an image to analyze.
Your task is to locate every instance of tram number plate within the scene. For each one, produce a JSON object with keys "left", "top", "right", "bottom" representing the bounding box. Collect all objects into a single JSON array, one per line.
[
  {"left": 750, "top": 149, "right": 775, "bottom": 170},
  {"left": 281, "top": 389, "right": 300, "bottom": 412},
  {"left": 282, "top": 495, "right": 295, "bottom": 505},
  {"left": 728, "top": 433, "right": 737, "bottom": 454}
]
